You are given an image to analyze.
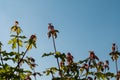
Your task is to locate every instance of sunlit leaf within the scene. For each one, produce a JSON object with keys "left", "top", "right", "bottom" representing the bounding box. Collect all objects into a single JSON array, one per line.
[
  {"left": 26, "top": 44, "right": 32, "bottom": 50},
  {"left": 11, "top": 26, "right": 17, "bottom": 32},
  {"left": 17, "top": 27, "right": 22, "bottom": 34},
  {"left": 12, "top": 42, "right": 16, "bottom": 49},
  {"left": 8, "top": 40, "right": 13, "bottom": 44},
  {"left": 18, "top": 40, "right": 23, "bottom": 47},
  {"left": 55, "top": 52, "right": 61, "bottom": 55},
  {"left": 11, "top": 26, "right": 22, "bottom": 35}
]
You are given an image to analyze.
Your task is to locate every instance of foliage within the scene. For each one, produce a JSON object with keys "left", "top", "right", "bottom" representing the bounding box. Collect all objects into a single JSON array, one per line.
[
  {"left": 0, "top": 22, "right": 120, "bottom": 80},
  {"left": 42, "top": 23, "right": 120, "bottom": 80},
  {"left": 0, "top": 21, "right": 41, "bottom": 80}
]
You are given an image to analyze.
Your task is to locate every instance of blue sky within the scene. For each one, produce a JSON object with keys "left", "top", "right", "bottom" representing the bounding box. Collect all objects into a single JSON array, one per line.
[{"left": 0, "top": 0, "right": 120, "bottom": 79}]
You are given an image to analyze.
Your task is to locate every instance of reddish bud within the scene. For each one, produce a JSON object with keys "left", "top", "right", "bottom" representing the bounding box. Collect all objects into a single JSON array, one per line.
[
  {"left": 25, "top": 75, "right": 31, "bottom": 80},
  {"left": 117, "top": 71, "right": 120, "bottom": 80},
  {"left": 117, "top": 71, "right": 120, "bottom": 76},
  {"left": 48, "top": 23, "right": 54, "bottom": 31},
  {"left": 84, "top": 64, "right": 89, "bottom": 69},
  {"left": 30, "top": 34, "right": 37, "bottom": 42},
  {"left": 104, "top": 60, "right": 109, "bottom": 70},
  {"left": 89, "top": 51, "right": 95, "bottom": 58},
  {"left": 112, "top": 43, "right": 116, "bottom": 52},
  {"left": 60, "top": 61, "right": 64, "bottom": 67},
  {"left": 89, "top": 51, "right": 99, "bottom": 60},
  {"left": 66, "top": 52, "right": 73, "bottom": 65},
  {"left": 98, "top": 61, "right": 103, "bottom": 66},
  {"left": 14, "top": 21, "right": 19, "bottom": 26}
]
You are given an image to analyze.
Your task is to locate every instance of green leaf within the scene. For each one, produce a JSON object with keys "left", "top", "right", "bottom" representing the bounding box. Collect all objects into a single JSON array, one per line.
[
  {"left": 12, "top": 43, "right": 16, "bottom": 49},
  {"left": 11, "top": 26, "right": 17, "bottom": 32},
  {"left": 19, "top": 36, "right": 26, "bottom": 39},
  {"left": 55, "top": 51, "right": 61, "bottom": 55},
  {"left": 106, "top": 72, "right": 114, "bottom": 78},
  {"left": 18, "top": 39, "right": 23, "bottom": 47},
  {"left": 42, "top": 52, "right": 54, "bottom": 57},
  {"left": 32, "top": 42, "right": 37, "bottom": 48},
  {"left": 8, "top": 52, "right": 17, "bottom": 56},
  {"left": 44, "top": 67, "right": 58, "bottom": 76},
  {"left": 26, "top": 44, "right": 32, "bottom": 50},
  {"left": 10, "top": 35, "right": 17, "bottom": 37},
  {"left": 0, "top": 42, "right": 2, "bottom": 46},
  {"left": 8, "top": 38, "right": 18, "bottom": 49},
  {"left": 78, "top": 58, "right": 89, "bottom": 64},
  {"left": 8, "top": 40, "right": 13, "bottom": 44},
  {"left": 11, "top": 26, "right": 22, "bottom": 34},
  {"left": 17, "top": 27, "right": 22, "bottom": 34},
  {"left": 3, "top": 57, "right": 12, "bottom": 61}
]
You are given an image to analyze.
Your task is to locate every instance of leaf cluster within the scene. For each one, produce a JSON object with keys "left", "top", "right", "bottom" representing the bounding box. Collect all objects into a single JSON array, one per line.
[{"left": 0, "top": 21, "right": 40, "bottom": 80}]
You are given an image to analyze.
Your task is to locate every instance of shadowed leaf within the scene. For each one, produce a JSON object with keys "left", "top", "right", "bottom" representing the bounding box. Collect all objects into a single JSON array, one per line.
[{"left": 42, "top": 52, "right": 54, "bottom": 57}]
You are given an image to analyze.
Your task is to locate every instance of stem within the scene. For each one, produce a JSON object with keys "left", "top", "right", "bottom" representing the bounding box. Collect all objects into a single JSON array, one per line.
[
  {"left": 115, "top": 59, "right": 118, "bottom": 73},
  {"left": 17, "top": 44, "right": 31, "bottom": 68},
  {"left": 51, "top": 71, "right": 54, "bottom": 79},
  {"left": 9, "top": 44, "right": 31, "bottom": 80},
  {"left": 0, "top": 53, "right": 3, "bottom": 65},
  {"left": 0, "top": 46, "right": 4, "bottom": 66},
  {"left": 16, "top": 29, "right": 20, "bottom": 55},
  {"left": 0, "top": 54, "right": 3, "bottom": 65},
  {"left": 52, "top": 35, "right": 60, "bottom": 71},
  {"left": 17, "top": 34, "right": 20, "bottom": 55},
  {"left": 33, "top": 68, "right": 37, "bottom": 80},
  {"left": 17, "top": 35, "right": 21, "bottom": 80},
  {"left": 17, "top": 34, "right": 20, "bottom": 68},
  {"left": 17, "top": 38, "right": 20, "bottom": 56}
]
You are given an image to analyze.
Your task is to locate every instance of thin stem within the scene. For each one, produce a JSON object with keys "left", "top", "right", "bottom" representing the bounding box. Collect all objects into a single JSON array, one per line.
[
  {"left": 17, "top": 34, "right": 20, "bottom": 69},
  {"left": 52, "top": 35, "right": 57, "bottom": 54},
  {"left": 0, "top": 53, "right": 3, "bottom": 65},
  {"left": 51, "top": 35, "right": 63, "bottom": 78},
  {"left": 0, "top": 46, "right": 4, "bottom": 66},
  {"left": 17, "top": 38, "right": 20, "bottom": 55},
  {"left": 16, "top": 31, "right": 21, "bottom": 80},
  {"left": 9, "top": 44, "right": 31, "bottom": 80},
  {"left": 16, "top": 26, "right": 19, "bottom": 50},
  {"left": 115, "top": 59, "right": 118, "bottom": 73},
  {"left": 0, "top": 54, "right": 3, "bottom": 65},
  {"left": 51, "top": 71, "right": 54, "bottom": 79},
  {"left": 17, "top": 44, "right": 31, "bottom": 68},
  {"left": 52, "top": 35, "right": 60, "bottom": 71},
  {"left": 16, "top": 28, "right": 20, "bottom": 55},
  {"left": 33, "top": 68, "right": 37, "bottom": 80}
]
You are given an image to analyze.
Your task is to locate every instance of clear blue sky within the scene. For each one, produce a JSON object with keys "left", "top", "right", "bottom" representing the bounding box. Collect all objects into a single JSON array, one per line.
[{"left": 0, "top": 0, "right": 120, "bottom": 79}]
